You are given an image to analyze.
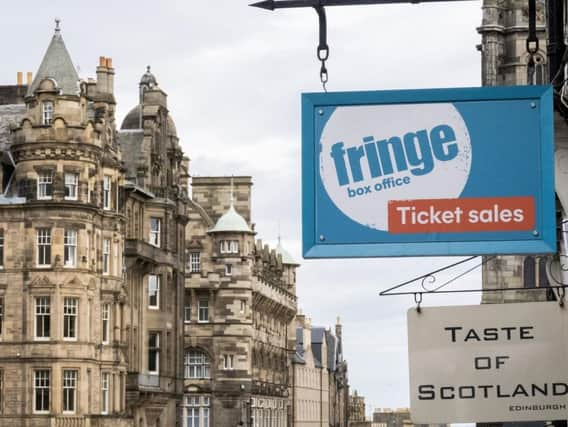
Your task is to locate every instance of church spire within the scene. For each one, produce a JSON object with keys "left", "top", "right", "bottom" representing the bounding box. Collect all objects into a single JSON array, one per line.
[{"left": 27, "top": 21, "right": 80, "bottom": 97}]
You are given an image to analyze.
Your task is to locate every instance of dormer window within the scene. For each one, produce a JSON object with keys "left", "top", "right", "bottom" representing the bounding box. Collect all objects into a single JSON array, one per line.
[{"left": 42, "top": 101, "right": 54, "bottom": 125}]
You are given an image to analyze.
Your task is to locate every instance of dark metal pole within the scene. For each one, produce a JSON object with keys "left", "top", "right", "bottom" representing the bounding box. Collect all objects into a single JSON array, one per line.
[
  {"left": 250, "top": 0, "right": 473, "bottom": 9},
  {"left": 548, "top": 0, "right": 566, "bottom": 85}
]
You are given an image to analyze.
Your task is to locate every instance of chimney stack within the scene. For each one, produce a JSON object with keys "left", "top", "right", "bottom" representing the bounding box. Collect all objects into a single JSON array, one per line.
[
  {"left": 96, "top": 56, "right": 109, "bottom": 94},
  {"left": 105, "top": 57, "right": 114, "bottom": 95},
  {"left": 17, "top": 72, "right": 23, "bottom": 86}
]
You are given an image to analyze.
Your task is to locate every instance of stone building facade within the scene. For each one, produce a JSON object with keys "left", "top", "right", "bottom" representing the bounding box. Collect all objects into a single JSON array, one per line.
[
  {"left": 477, "top": 1, "right": 567, "bottom": 303},
  {"left": 348, "top": 390, "right": 365, "bottom": 424},
  {"left": 0, "top": 24, "right": 305, "bottom": 427},
  {"left": 293, "top": 315, "right": 349, "bottom": 427},
  {"left": 183, "top": 176, "right": 298, "bottom": 426}
]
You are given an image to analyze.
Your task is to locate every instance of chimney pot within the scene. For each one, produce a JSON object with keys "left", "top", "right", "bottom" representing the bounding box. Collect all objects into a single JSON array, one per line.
[
  {"left": 106, "top": 58, "right": 113, "bottom": 68},
  {"left": 99, "top": 56, "right": 106, "bottom": 67},
  {"left": 17, "top": 72, "right": 23, "bottom": 86},
  {"left": 26, "top": 72, "right": 32, "bottom": 86}
]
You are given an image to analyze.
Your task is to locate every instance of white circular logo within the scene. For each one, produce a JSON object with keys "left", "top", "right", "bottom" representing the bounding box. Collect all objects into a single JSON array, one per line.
[{"left": 319, "top": 103, "right": 472, "bottom": 231}]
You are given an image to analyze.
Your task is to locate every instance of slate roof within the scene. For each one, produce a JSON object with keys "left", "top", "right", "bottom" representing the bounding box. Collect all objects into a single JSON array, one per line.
[
  {"left": 295, "top": 325, "right": 339, "bottom": 371},
  {"left": 27, "top": 29, "right": 79, "bottom": 97},
  {"left": 275, "top": 240, "right": 299, "bottom": 266}
]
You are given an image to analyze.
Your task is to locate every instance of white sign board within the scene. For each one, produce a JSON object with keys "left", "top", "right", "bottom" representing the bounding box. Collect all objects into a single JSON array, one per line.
[{"left": 408, "top": 302, "right": 568, "bottom": 423}]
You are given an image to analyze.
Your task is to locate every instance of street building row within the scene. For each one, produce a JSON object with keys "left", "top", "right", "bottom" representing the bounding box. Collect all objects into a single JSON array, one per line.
[{"left": 0, "top": 25, "right": 350, "bottom": 427}]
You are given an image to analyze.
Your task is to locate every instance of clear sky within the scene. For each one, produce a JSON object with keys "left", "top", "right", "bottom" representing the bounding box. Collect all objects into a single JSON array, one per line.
[{"left": 1, "top": 0, "right": 483, "bottom": 417}]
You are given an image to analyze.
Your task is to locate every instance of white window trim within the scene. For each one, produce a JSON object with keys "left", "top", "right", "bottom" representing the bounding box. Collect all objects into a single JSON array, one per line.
[
  {"left": 148, "top": 275, "right": 160, "bottom": 310},
  {"left": 0, "top": 297, "right": 3, "bottom": 338},
  {"left": 63, "top": 297, "right": 78, "bottom": 341},
  {"left": 223, "top": 354, "right": 234, "bottom": 370},
  {"left": 33, "top": 369, "right": 50, "bottom": 414},
  {"left": 149, "top": 218, "right": 161, "bottom": 248},
  {"left": 62, "top": 370, "right": 77, "bottom": 414},
  {"left": 64, "top": 230, "right": 77, "bottom": 268},
  {"left": 64, "top": 173, "right": 79, "bottom": 201},
  {"left": 102, "top": 303, "right": 110, "bottom": 344},
  {"left": 148, "top": 332, "right": 160, "bottom": 375},
  {"left": 225, "top": 264, "right": 232, "bottom": 276},
  {"left": 184, "top": 305, "right": 191, "bottom": 323},
  {"left": 37, "top": 173, "right": 53, "bottom": 200},
  {"left": 0, "top": 229, "right": 4, "bottom": 269},
  {"left": 198, "top": 299, "right": 209, "bottom": 323},
  {"left": 189, "top": 252, "right": 201, "bottom": 273},
  {"left": 42, "top": 101, "right": 54, "bottom": 126},
  {"left": 37, "top": 229, "right": 51, "bottom": 268},
  {"left": 34, "top": 296, "right": 50, "bottom": 341},
  {"left": 102, "top": 239, "right": 110, "bottom": 275},
  {"left": 101, "top": 372, "right": 110, "bottom": 414},
  {"left": 103, "top": 175, "right": 112, "bottom": 210}
]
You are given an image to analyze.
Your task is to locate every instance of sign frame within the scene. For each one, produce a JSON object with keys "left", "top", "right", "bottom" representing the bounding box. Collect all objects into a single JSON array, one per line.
[
  {"left": 408, "top": 302, "right": 568, "bottom": 424},
  {"left": 302, "top": 86, "right": 555, "bottom": 258}
]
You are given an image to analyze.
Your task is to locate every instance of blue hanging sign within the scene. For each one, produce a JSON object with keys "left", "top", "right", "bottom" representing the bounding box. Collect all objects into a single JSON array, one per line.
[{"left": 302, "top": 86, "right": 555, "bottom": 258}]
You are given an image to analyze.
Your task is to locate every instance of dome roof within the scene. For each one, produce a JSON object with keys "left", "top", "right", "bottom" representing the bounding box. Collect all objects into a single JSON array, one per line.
[
  {"left": 120, "top": 105, "right": 177, "bottom": 137},
  {"left": 208, "top": 205, "right": 254, "bottom": 234},
  {"left": 276, "top": 241, "right": 299, "bottom": 266},
  {"left": 121, "top": 105, "right": 141, "bottom": 130}
]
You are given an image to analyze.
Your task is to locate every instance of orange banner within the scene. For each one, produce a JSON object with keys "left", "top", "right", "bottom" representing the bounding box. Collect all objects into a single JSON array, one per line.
[{"left": 388, "top": 197, "right": 535, "bottom": 234}]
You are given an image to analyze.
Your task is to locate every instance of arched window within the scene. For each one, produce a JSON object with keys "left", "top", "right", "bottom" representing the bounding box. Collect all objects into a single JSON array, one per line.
[{"left": 184, "top": 349, "right": 210, "bottom": 379}]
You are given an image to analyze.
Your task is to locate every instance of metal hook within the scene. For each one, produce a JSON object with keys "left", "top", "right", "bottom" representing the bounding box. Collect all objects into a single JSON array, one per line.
[{"left": 414, "top": 292, "right": 422, "bottom": 313}]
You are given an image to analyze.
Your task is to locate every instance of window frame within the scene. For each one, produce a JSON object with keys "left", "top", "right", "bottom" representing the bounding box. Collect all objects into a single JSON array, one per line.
[
  {"left": 225, "top": 264, "right": 232, "bottom": 276},
  {"left": 102, "top": 303, "right": 110, "bottom": 344},
  {"left": 184, "top": 350, "right": 211, "bottom": 379},
  {"left": 190, "top": 252, "right": 201, "bottom": 273},
  {"left": 184, "top": 305, "right": 191, "bottom": 323},
  {"left": 198, "top": 298, "right": 209, "bottom": 323},
  {"left": 62, "top": 369, "right": 77, "bottom": 414},
  {"left": 33, "top": 369, "right": 50, "bottom": 414},
  {"left": 149, "top": 217, "right": 161, "bottom": 247},
  {"left": 64, "top": 173, "right": 79, "bottom": 201},
  {"left": 148, "top": 331, "right": 160, "bottom": 375},
  {"left": 37, "top": 172, "right": 53, "bottom": 200},
  {"left": 63, "top": 297, "right": 78, "bottom": 341},
  {"left": 37, "top": 228, "right": 51, "bottom": 267},
  {"left": 0, "top": 229, "right": 4, "bottom": 269},
  {"left": 64, "top": 229, "right": 77, "bottom": 268},
  {"left": 103, "top": 175, "right": 112, "bottom": 210},
  {"left": 102, "top": 238, "right": 110, "bottom": 275},
  {"left": 148, "top": 274, "right": 160, "bottom": 310},
  {"left": 42, "top": 101, "right": 54, "bottom": 126},
  {"left": 183, "top": 395, "right": 210, "bottom": 427},
  {"left": 223, "top": 354, "right": 234, "bottom": 370},
  {"left": 101, "top": 372, "right": 110, "bottom": 414},
  {"left": 34, "top": 296, "right": 51, "bottom": 341}
]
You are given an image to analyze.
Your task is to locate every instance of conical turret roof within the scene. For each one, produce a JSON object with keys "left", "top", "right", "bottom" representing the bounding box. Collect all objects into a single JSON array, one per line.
[
  {"left": 276, "top": 239, "right": 299, "bottom": 266},
  {"left": 208, "top": 205, "right": 254, "bottom": 234},
  {"left": 27, "top": 23, "right": 79, "bottom": 97}
]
